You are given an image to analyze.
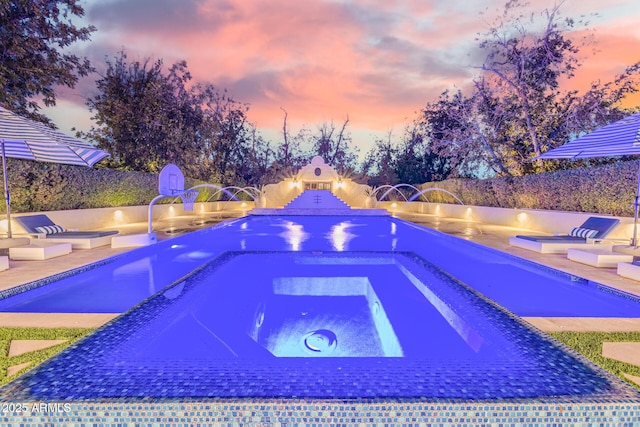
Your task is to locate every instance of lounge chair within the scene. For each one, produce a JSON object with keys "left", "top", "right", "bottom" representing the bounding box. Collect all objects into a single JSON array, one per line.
[
  {"left": 14, "top": 214, "right": 119, "bottom": 249},
  {"left": 617, "top": 260, "right": 640, "bottom": 281},
  {"left": 508, "top": 216, "right": 621, "bottom": 254}
]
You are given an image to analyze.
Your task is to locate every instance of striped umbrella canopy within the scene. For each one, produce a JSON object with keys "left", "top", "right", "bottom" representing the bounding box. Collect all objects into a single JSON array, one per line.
[
  {"left": 536, "top": 111, "right": 640, "bottom": 246},
  {"left": 537, "top": 112, "right": 640, "bottom": 159},
  {"left": 0, "top": 106, "right": 109, "bottom": 238}
]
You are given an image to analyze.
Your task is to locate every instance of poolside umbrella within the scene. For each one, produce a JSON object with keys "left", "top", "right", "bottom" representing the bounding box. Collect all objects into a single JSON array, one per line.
[
  {"left": 536, "top": 111, "right": 640, "bottom": 245},
  {"left": 0, "top": 106, "right": 109, "bottom": 238}
]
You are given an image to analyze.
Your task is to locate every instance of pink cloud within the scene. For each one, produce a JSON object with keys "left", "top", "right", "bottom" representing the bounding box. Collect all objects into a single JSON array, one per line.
[{"left": 53, "top": 0, "right": 640, "bottom": 148}]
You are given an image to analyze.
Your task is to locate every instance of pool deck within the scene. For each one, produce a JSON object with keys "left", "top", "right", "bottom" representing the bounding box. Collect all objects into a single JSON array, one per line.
[{"left": 2, "top": 212, "right": 640, "bottom": 334}]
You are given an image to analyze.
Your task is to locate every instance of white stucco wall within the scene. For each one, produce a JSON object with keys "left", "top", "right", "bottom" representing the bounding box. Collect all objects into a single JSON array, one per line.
[{"left": 260, "top": 157, "right": 373, "bottom": 208}]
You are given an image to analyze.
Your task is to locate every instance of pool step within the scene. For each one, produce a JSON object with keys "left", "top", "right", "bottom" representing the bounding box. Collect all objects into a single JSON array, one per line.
[{"left": 285, "top": 190, "right": 351, "bottom": 210}]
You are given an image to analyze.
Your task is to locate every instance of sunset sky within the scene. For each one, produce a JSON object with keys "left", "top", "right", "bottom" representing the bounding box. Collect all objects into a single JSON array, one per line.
[{"left": 45, "top": 0, "right": 640, "bottom": 157}]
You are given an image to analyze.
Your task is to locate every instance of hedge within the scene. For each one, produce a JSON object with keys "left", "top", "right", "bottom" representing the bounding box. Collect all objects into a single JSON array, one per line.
[
  {"left": 0, "top": 160, "right": 213, "bottom": 214},
  {"left": 420, "top": 160, "right": 639, "bottom": 217},
  {"left": 2, "top": 158, "right": 638, "bottom": 216}
]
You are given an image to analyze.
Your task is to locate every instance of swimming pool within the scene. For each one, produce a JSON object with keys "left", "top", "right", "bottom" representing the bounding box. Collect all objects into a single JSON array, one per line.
[
  {"left": 1, "top": 214, "right": 640, "bottom": 416},
  {"left": 2, "top": 215, "right": 640, "bottom": 318}
]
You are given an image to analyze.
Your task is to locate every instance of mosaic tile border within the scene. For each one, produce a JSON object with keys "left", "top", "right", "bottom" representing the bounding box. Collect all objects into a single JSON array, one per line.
[{"left": 0, "top": 400, "right": 639, "bottom": 425}]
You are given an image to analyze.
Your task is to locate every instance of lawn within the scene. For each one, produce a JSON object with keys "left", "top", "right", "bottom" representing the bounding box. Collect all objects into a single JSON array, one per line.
[
  {"left": 550, "top": 331, "right": 640, "bottom": 390},
  {"left": 0, "top": 327, "right": 93, "bottom": 386}
]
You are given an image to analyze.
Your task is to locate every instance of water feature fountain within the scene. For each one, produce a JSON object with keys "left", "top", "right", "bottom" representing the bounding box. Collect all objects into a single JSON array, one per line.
[{"left": 371, "top": 184, "right": 483, "bottom": 235}]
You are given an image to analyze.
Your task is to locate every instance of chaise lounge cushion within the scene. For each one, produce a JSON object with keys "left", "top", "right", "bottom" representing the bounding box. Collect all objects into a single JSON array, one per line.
[
  {"left": 514, "top": 235, "right": 587, "bottom": 243},
  {"left": 569, "top": 227, "right": 598, "bottom": 239},
  {"left": 514, "top": 217, "right": 620, "bottom": 243},
  {"left": 509, "top": 216, "right": 622, "bottom": 254},
  {"left": 15, "top": 214, "right": 118, "bottom": 238}
]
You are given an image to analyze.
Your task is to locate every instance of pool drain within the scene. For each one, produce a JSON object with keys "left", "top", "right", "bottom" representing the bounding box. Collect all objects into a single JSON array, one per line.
[{"left": 302, "top": 329, "right": 337, "bottom": 354}]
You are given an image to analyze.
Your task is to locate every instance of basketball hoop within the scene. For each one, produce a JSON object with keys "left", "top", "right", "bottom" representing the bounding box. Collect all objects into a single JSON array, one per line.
[{"left": 179, "top": 190, "right": 199, "bottom": 212}]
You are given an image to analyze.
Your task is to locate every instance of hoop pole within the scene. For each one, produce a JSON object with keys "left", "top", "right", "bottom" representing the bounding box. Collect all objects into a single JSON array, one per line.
[{"left": 148, "top": 195, "right": 166, "bottom": 234}]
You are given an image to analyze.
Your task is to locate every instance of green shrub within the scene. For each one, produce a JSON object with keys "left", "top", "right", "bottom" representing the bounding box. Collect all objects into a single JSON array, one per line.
[
  {"left": 3, "top": 158, "right": 637, "bottom": 215},
  {"left": 421, "top": 160, "right": 639, "bottom": 216},
  {"left": 0, "top": 160, "right": 212, "bottom": 213}
]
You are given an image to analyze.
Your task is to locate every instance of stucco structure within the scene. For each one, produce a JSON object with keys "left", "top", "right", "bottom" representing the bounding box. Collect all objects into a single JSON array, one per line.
[{"left": 260, "top": 156, "right": 374, "bottom": 208}]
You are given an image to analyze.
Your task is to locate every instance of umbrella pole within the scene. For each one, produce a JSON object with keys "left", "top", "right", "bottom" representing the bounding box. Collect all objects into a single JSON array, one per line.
[
  {"left": 1, "top": 140, "right": 11, "bottom": 239},
  {"left": 634, "top": 161, "right": 640, "bottom": 248}
]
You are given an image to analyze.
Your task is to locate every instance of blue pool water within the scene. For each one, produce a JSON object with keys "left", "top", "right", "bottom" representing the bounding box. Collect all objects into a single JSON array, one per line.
[
  {"left": 2, "top": 215, "right": 640, "bottom": 318},
  {"left": 2, "top": 214, "right": 640, "bottom": 401}
]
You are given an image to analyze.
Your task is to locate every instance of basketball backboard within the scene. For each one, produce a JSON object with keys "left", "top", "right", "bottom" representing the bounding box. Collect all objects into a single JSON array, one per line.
[{"left": 158, "top": 164, "right": 184, "bottom": 196}]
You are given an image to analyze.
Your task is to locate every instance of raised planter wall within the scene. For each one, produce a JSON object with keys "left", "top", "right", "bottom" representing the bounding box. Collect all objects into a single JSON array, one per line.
[
  {"left": 4, "top": 200, "right": 636, "bottom": 242},
  {"left": 5, "top": 201, "right": 255, "bottom": 235}
]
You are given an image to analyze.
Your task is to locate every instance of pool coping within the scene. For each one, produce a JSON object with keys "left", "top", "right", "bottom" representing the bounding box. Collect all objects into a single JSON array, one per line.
[{"left": 0, "top": 313, "right": 119, "bottom": 328}]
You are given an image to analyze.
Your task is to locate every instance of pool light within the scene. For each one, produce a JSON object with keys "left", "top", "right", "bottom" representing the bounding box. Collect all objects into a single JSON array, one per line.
[
  {"left": 516, "top": 212, "right": 529, "bottom": 226},
  {"left": 113, "top": 209, "right": 124, "bottom": 223}
]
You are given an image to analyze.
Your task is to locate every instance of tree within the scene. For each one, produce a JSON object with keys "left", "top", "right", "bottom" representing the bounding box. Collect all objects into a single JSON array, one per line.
[
  {"left": 277, "top": 108, "right": 296, "bottom": 170},
  {"left": 241, "top": 127, "right": 274, "bottom": 187},
  {"left": 417, "top": 0, "right": 640, "bottom": 177},
  {"left": 563, "top": 62, "right": 640, "bottom": 136},
  {"left": 310, "top": 117, "right": 359, "bottom": 171},
  {"left": 474, "top": 0, "right": 584, "bottom": 173},
  {"left": 259, "top": 109, "right": 310, "bottom": 185},
  {"left": 82, "top": 51, "right": 262, "bottom": 184},
  {"left": 196, "top": 84, "right": 253, "bottom": 184},
  {"left": 82, "top": 52, "right": 199, "bottom": 174},
  {"left": 394, "top": 124, "right": 452, "bottom": 184},
  {"left": 363, "top": 126, "right": 453, "bottom": 186},
  {"left": 421, "top": 88, "right": 507, "bottom": 178},
  {"left": 0, "top": 0, "right": 95, "bottom": 124},
  {"left": 363, "top": 132, "right": 399, "bottom": 187}
]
